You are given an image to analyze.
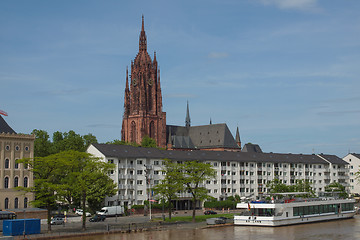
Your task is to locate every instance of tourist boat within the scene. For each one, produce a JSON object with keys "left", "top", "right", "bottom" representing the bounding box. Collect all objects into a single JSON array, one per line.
[{"left": 234, "top": 192, "right": 356, "bottom": 226}]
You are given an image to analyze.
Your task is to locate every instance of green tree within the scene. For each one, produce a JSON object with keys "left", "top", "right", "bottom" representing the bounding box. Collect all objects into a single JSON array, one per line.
[
  {"left": 32, "top": 129, "right": 52, "bottom": 157},
  {"left": 18, "top": 152, "right": 72, "bottom": 232},
  {"left": 141, "top": 135, "right": 157, "bottom": 148},
  {"left": 266, "top": 179, "right": 290, "bottom": 193},
  {"left": 153, "top": 159, "right": 183, "bottom": 219},
  {"left": 325, "top": 182, "right": 348, "bottom": 198},
  {"left": 179, "top": 161, "right": 216, "bottom": 222},
  {"left": 59, "top": 151, "right": 116, "bottom": 230}
]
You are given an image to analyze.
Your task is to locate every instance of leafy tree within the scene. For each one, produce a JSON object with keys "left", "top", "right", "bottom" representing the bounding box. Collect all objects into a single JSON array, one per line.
[
  {"left": 179, "top": 161, "right": 216, "bottom": 222},
  {"left": 31, "top": 129, "right": 98, "bottom": 157},
  {"left": 31, "top": 129, "right": 52, "bottom": 157},
  {"left": 57, "top": 151, "right": 116, "bottom": 230},
  {"left": 153, "top": 159, "right": 183, "bottom": 219},
  {"left": 17, "top": 152, "right": 72, "bottom": 232},
  {"left": 141, "top": 135, "right": 157, "bottom": 148},
  {"left": 266, "top": 179, "right": 290, "bottom": 193},
  {"left": 325, "top": 182, "right": 348, "bottom": 198},
  {"left": 106, "top": 139, "right": 140, "bottom": 147}
]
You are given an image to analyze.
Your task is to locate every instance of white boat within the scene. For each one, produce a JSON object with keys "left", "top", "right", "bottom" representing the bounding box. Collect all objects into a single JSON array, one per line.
[{"left": 234, "top": 193, "right": 356, "bottom": 226}]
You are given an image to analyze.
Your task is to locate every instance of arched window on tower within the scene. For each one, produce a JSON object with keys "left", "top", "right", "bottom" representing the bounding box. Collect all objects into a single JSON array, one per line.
[
  {"left": 4, "top": 159, "right": 9, "bottom": 169},
  {"left": 130, "top": 121, "right": 136, "bottom": 143},
  {"left": 14, "top": 198, "right": 18, "bottom": 209},
  {"left": 149, "top": 121, "right": 155, "bottom": 139}
]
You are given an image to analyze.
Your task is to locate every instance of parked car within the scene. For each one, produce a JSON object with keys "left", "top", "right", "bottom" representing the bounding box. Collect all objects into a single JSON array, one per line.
[
  {"left": 89, "top": 214, "right": 106, "bottom": 222},
  {"left": 204, "top": 210, "right": 217, "bottom": 215},
  {"left": 51, "top": 217, "right": 64, "bottom": 225},
  {"left": 75, "top": 209, "right": 91, "bottom": 216}
]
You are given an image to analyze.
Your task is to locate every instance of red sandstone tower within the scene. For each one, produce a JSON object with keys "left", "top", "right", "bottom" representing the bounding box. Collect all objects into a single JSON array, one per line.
[{"left": 121, "top": 16, "right": 166, "bottom": 147}]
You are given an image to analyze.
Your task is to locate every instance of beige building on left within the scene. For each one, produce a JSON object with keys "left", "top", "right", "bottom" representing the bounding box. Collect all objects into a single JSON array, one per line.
[{"left": 0, "top": 115, "right": 34, "bottom": 210}]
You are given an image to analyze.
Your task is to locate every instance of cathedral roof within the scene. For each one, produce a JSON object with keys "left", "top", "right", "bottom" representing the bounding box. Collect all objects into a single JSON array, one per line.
[
  {"left": 242, "top": 143, "right": 263, "bottom": 153},
  {"left": 166, "top": 123, "right": 240, "bottom": 150},
  {"left": 0, "top": 116, "right": 16, "bottom": 134}
]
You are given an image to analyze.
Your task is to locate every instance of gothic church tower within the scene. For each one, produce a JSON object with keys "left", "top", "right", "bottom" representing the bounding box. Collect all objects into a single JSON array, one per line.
[{"left": 121, "top": 16, "right": 166, "bottom": 147}]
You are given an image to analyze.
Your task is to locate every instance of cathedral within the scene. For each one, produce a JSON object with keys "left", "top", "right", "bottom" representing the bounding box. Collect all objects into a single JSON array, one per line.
[{"left": 121, "top": 17, "right": 248, "bottom": 152}]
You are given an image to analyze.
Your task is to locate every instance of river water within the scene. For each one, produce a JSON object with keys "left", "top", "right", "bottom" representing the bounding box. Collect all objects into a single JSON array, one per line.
[{"left": 71, "top": 216, "right": 360, "bottom": 240}]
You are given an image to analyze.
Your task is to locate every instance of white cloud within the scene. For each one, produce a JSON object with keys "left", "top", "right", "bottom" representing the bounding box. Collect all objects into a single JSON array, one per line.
[{"left": 260, "top": 0, "right": 319, "bottom": 11}]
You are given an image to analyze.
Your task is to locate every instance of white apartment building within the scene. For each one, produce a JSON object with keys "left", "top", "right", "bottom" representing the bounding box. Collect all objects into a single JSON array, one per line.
[
  {"left": 343, "top": 153, "right": 360, "bottom": 194},
  {"left": 87, "top": 144, "right": 349, "bottom": 209}
]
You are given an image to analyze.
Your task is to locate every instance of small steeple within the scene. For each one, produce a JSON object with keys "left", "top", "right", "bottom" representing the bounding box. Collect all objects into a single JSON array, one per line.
[
  {"left": 185, "top": 101, "right": 191, "bottom": 128},
  {"left": 210, "top": 118, "right": 212, "bottom": 125},
  {"left": 125, "top": 66, "right": 129, "bottom": 90},
  {"left": 139, "top": 15, "right": 147, "bottom": 52},
  {"left": 235, "top": 126, "right": 241, "bottom": 149}
]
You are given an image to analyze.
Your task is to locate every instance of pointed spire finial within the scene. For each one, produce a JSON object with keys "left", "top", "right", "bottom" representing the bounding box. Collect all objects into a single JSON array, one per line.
[
  {"left": 235, "top": 126, "right": 241, "bottom": 149},
  {"left": 139, "top": 15, "right": 147, "bottom": 52},
  {"left": 185, "top": 101, "right": 191, "bottom": 128},
  {"left": 210, "top": 118, "right": 212, "bottom": 125}
]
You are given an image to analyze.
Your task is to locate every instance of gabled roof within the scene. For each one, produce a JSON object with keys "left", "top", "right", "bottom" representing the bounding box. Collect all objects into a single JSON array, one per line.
[
  {"left": 188, "top": 123, "right": 239, "bottom": 149},
  {"left": 242, "top": 143, "right": 263, "bottom": 153},
  {"left": 0, "top": 116, "right": 16, "bottom": 134},
  {"left": 318, "top": 154, "right": 348, "bottom": 165},
  {"left": 90, "top": 143, "right": 340, "bottom": 165}
]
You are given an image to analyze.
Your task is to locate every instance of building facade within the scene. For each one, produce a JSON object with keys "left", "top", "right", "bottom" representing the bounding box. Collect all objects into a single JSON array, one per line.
[
  {"left": 0, "top": 116, "right": 35, "bottom": 210},
  {"left": 343, "top": 153, "right": 360, "bottom": 194},
  {"left": 87, "top": 143, "right": 349, "bottom": 209},
  {"left": 121, "top": 16, "right": 166, "bottom": 148}
]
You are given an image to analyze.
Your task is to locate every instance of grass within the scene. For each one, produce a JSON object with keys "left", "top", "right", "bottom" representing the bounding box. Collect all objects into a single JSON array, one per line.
[{"left": 158, "top": 213, "right": 234, "bottom": 223}]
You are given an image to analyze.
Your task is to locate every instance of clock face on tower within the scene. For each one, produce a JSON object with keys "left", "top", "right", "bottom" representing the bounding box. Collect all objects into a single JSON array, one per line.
[
  {"left": 148, "top": 78, "right": 153, "bottom": 86},
  {"left": 132, "top": 78, "right": 137, "bottom": 86}
]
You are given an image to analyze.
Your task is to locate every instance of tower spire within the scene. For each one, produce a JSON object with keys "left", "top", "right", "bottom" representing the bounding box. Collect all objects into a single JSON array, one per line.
[
  {"left": 139, "top": 15, "right": 147, "bottom": 52},
  {"left": 126, "top": 66, "right": 129, "bottom": 90},
  {"left": 235, "top": 126, "right": 241, "bottom": 149},
  {"left": 185, "top": 101, "right": 191, "bottom": 128}
]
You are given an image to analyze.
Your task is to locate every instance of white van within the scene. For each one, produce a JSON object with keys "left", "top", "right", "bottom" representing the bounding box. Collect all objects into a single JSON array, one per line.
[{"left": 97, "top": 206, "right": 124, "bottom": 217}]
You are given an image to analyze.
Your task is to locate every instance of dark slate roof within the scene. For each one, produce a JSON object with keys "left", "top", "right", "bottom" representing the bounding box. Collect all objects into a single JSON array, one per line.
[
  {"left": 318, "top": 154, "right": 348, "bottom": 165},
  {"left": 91, "top": 143, "right": 339, "bottom": 165},
  {"left": 188, "top": 123, "right": 239, "bottom": 149},
  {"left": 242, "top": 144, "right": 263, "bottom": 153},
  {"left": 0, "top": 116, "right": 16, "bottom": 134},
  {"left": 350, "top": 153, "right": 360, "bottom": 159},
  {"left": 172, "top": 136, "right": 195, "bottom": 149}
]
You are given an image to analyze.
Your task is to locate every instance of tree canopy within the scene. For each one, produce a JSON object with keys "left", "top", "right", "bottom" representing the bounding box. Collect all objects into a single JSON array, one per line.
[
  {"left": 32, "top": 129, "right": 98, "bottom": 157},
  {"left": 19, "top": 150, "right": 116, "bottom": 231}
]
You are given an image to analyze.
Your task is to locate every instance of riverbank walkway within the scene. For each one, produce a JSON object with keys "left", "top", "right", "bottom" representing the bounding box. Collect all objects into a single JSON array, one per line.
[{"left": 10, "top": 210, "right": 235, "bottom": 240}]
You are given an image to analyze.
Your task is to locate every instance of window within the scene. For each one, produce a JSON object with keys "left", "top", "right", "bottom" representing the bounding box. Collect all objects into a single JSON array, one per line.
[
  {"left": 5, "top": 198, "right": 9, "bottom": 209},
  {"left": 14, "top": 177, "right": 18, "bottom": 187},
  {"left": 137, "top": 160, "right": 143, "bottom": 165},
  {"left": 154, "top": 161, "right": 159, "bottom": 165},
  {"left": 4, "top": 177, "right": 9, "bottom": 189},
  {"left": 25, "top": 146, "right": 29, "bottom": 152},
  {"left": 24, "top": 177, "right": 28, "bottom": 188},
  {"left": 137, "top": 190, "right": 143, "bottom": 195},
  {"left": 14, "top": 198, "right": 18, "bottom": 209},
  {"left": 24, "top": 197, "right": 28, "bottom": 208},
  {"left": 15, "top": 159, "right": 19, "bottom": 169},
  {"left": 154, "top": 180, "right": 159, "bottom": 185},
  {"left": 5, "top": 159, "right": 10, "bottom": 169},
  {"left": 154, "top": 171, "right": 159, "bottom": 175},
  {"left": 15, "top": 145, "right": 20, "bottom": 151},
  {"left": 108, "top": 159, "right": 114, "bottom": 164},
  {"left": 5, "top": 145, "right": 10, "bottom": 151},
  {"left": 137, "top": 180, "right": 143, "bottom": 185},
  {"left": 137, "top": 170, "right": 143, "bottom": 175},
  {"left": 213, "top": 162, "right": 218, "bottom": 167},
  {"left": 214, "top": 189, "right": 218, "bottom": 193}
]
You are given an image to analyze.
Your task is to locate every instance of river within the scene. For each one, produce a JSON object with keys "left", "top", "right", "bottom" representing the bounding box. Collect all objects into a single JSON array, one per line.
[{"left": 70, "top": 216, "right": 360, "bottom": 240}]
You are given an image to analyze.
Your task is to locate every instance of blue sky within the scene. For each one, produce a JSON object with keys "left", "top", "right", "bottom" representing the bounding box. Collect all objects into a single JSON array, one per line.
[{"left": 1, "top": 0, "right": 359, "bottom": 157}]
